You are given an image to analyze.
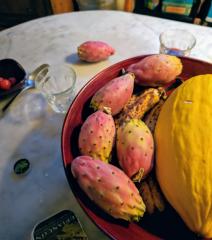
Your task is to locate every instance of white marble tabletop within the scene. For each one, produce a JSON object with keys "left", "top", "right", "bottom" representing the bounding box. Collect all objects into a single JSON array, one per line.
[{"left": 0, "top": 10, "right": 212, "bottom": 240}]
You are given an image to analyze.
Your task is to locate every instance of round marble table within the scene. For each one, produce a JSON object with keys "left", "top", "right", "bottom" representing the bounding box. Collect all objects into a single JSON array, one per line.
[{"left": 0, "top": 10, "right": 212, "bottom": 240}]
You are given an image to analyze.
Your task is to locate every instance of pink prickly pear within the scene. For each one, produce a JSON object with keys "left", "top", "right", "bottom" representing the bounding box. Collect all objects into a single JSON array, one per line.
[
  {"left": 71, "top": 156, "right": 146, "bottom": 221},
  {"left": 78, "top": 110, "right": 115, "bottom": 163},
  {"left": 77, "top": 41, "right": 115, "bottom": 63},
  {"left": 117, "top": 119, "right": 154, "bottom": 182},
  {"left": 90, "top": 73, "right": 135, "bottom": 116},
  {"left": 127, "top": 54, "right": 182, "bottom": 86}
]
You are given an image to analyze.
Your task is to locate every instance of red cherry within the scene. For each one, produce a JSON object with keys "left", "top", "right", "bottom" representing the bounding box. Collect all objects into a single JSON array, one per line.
[{"left": 0, "top": 79, "right": 12, "bottom": 90}]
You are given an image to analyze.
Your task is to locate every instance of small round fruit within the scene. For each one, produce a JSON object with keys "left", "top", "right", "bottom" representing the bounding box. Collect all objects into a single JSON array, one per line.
[{"left": 0, "top": 79, "right": 12, "bottom": 90}]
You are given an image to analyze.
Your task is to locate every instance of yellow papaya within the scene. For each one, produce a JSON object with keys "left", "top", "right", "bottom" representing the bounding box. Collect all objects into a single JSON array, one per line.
[{"left": 155, "top": 74, "right": 212, "bottom": 238}]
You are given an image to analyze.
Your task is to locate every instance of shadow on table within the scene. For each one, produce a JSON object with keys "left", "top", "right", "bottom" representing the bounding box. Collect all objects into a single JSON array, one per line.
[
  {"left": 65, "top": 53, "right": 109, "bottom": 67},
  {"left": 65, "top": 53, "right": 87, "bottom": 66},
  {"left": 3, "top": 91, "right": 49, "bottom": 125}
]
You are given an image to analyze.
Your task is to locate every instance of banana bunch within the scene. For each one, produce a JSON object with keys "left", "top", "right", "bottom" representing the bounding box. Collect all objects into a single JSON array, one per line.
[
  {"left": 137, "top": 175, "right": 166, "bottom": 214},
  {"left": 115, "top": 87, "right": 166, "bottom": 128},
  {"left": 143, "top": 99, "right": 165, "bottom": 134}
]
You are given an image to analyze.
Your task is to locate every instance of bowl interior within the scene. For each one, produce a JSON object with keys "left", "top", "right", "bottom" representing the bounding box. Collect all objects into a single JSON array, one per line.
[{"left": 62, "top": 55, "right": 212, "bottom": 240}]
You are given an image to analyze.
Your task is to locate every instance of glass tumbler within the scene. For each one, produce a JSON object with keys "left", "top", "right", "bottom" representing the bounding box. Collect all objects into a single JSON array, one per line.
[
  {"left": 34, "top": 64, "right": 76, "bottom": 114},
  {"left": 159, "top": 29, "right": 196, "bottom": 56}
]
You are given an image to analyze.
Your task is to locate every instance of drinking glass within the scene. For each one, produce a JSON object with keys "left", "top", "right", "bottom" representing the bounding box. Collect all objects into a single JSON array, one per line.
[
  {"left": 159, "top": 29, "right": 196, "bottom": 56},
  {"left": 34, "top": 64, "right": 76, "bottom": 114}
]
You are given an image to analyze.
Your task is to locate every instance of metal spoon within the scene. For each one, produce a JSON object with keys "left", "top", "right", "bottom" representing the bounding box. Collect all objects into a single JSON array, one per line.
[{"left": 1, "top": 64, "right": 49, "bottom": 113}]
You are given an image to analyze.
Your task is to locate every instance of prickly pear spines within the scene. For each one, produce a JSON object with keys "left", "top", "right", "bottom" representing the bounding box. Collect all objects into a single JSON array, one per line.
[
  {"left": 77, "top": 41, "right": 115, "bottom": 63},
  {"left": 90, "top": 73, "right": 135, "bottom": 116},
  {"left": 78, "top": 110, "right": 115, "bottom": 163},
  {"left": 117, "top": 119, "right": 154, "bottom": 181},
  {"left": 71, "top": 156, "right": 146, "bottom": 221}
]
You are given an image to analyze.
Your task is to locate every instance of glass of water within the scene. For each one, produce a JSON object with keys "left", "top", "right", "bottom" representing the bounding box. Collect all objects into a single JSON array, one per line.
[
  {"left": 159, "top": 29, "right": 196, "bottom": 56},
  {"left": 34, "top": 64, "right": 76, "bottom": 114}
]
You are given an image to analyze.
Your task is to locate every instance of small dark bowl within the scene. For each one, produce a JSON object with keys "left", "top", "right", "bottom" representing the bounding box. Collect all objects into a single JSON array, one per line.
[
  {"left": 0, "top": 58, "right": 26, "bottom": 98},
  {"left": 62, "top": 55, "right": 212, "bottom": 240}
]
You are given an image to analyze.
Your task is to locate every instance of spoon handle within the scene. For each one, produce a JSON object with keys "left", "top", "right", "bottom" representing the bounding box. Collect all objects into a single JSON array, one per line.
[
  {"left": 0, "top": 64, "right": 49, "bottom": 99},
  {"left": 1, "top": 90, "right": 22, "bottom": 114},
  {"left": 0, "top": 80, "right": 25, "bottom": 99},
  {"left": 1, "top": 85, "right": 32, "bottom": 113}
]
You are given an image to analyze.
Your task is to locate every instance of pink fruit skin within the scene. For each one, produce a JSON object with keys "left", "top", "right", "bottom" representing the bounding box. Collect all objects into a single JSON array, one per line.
[
  {"left": 127, "top": 54, "right": 182, "bottom": 86},
  {"left": 90, "top": 73, "right": 135, "bottom": 116},
  {"left": 78, "top": 41, "right": 115, "bottom": 63},
  {"left": 117, "top": 119, "right": 154, "bottom": 181},
  {"left": 78, "top": 110, "right": 116, "bottom": 163},
  {"left": 71, "top": 156, "right": 145, "bottom": 221}
]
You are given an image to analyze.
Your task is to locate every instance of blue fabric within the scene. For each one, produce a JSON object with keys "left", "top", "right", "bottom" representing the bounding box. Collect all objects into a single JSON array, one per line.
[{"left": 206, "top": 1, "right": 212, "bottom": 22}]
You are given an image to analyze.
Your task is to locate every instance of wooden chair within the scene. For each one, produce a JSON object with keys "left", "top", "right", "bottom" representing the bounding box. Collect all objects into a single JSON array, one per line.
[
  {"left": 50, "top": 0, "right": 74, "bottom": 14},
  {"left": 50, "top": 0, "right": 135, "bottom": 14},
  {"left": 116, "top": 0, "right": 135, "bottom": 12}
]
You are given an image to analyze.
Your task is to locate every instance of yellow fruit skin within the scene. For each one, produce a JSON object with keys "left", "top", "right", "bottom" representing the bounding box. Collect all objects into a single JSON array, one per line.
[{"left": 155, "top": 74, "right": 212, "bottom": 238}]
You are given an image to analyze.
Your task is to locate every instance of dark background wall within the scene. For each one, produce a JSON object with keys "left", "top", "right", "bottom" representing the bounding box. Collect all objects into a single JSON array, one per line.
[
  {"left": 0, "top": 0, "right": 211, "bottom": 30},
  {"left": 0, "top": 0, "right": 52, "bottom": 30}
]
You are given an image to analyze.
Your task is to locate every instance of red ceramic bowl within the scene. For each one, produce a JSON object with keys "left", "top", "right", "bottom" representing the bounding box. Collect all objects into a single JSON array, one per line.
[{"left": 62, "top": 55, "right": 212, "bottom": 240}]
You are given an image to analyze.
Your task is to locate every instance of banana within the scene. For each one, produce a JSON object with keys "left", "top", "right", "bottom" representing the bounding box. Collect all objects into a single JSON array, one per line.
[
  {"left": 142, "top": 78, "right": 184, "bottom": 133},
  {"left": 147, "top": 176, "right": 166, "bottom": 212},
  {"left": 137, "top": 175, "right": 166, "bottom": 214},
  {"left": 143, "top": 99, "right": 165, "bottom": 134},
  {"left": 115, "top": 87, "right": 166, "bottom": 127},
  {"left": 138, "top": 181, "right": 155, "bottom": 214}
]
